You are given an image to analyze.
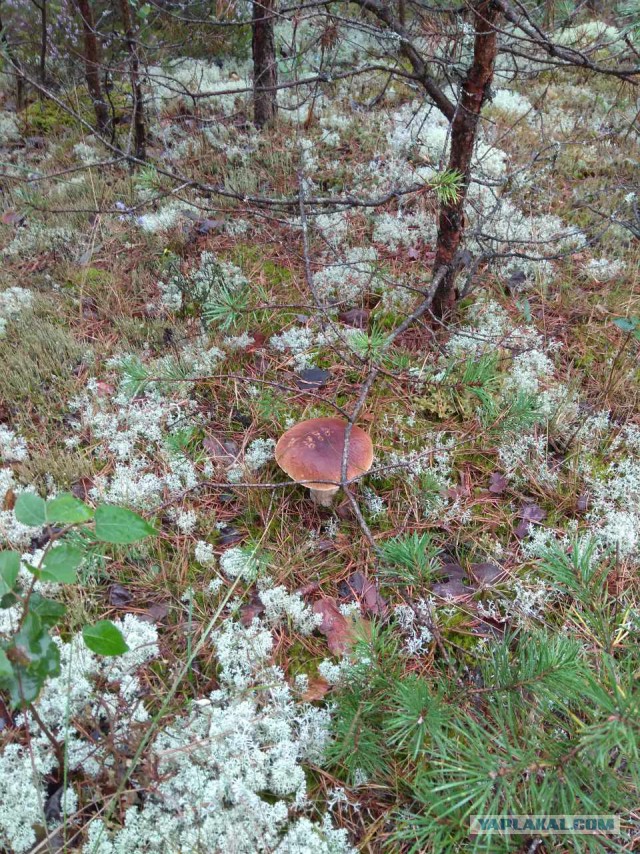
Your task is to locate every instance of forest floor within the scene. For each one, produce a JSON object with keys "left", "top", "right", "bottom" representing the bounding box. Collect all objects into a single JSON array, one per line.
[{"left": 0, "top": 27, "right": 639, "bottom": 854}]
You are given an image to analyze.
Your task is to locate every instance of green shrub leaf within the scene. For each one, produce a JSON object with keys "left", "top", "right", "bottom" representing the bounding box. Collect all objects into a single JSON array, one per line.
[
  {"left": 40, "top": 543, "right": 84, "bottom": 584},
  {"left": 0, "top": 647, "right": 13, "bottom": 682},
  {"left": 0, "top": 551, "right": 21, "bottom": 597},
  {"left": 14, "top": 493, "right": 46, "bottom": 527},
  {"left": 83, "top": 620, "right": 130, "bottom": 656},
  {"left": 94, "top": 505, "right": 156, "bottom": 544},
  {"left": 29, "top": 593, "right": 66, "bottom": 628},
  {"left": 46, "top": 493, "right": 94, "bottom": 525}
]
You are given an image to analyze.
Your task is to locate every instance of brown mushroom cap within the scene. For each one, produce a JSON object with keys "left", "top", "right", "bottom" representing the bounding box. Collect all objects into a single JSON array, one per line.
[{"left": 275, "top": 417, "right": 374, "bottom": 492}]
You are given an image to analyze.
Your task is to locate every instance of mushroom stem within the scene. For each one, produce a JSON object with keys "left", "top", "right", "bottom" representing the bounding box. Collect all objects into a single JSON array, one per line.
[{"left": 309, "top": 486, "right": 339, "bottom": 507}]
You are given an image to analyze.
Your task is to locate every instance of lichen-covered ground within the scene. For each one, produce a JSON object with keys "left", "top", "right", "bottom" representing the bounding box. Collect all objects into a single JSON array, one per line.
[{"left": 0, "top": 13, "right": 639, "bottom": 854}]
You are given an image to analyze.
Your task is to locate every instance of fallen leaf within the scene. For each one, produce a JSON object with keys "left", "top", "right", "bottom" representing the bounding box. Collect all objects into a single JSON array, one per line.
[
  {"left": 514, "top": 520, "right": 531, "bottom": 539},
  {"left": 96, "top": 381, "right": 115, "bottom": 398},
  {"left": 505, "top": 269, "right": 527, "bottom": 291},
  {"left": 143, "top": 602, "right": 170, "bottom": 623},
  {"left": 204, "top": 436, "right": 239, "bottom": 464},
  {"left": 1, "top": 210, "right": 25, "bottom": 226},
  {"left": 246, "top": 331, "right": 266, "bottom": 350},
  {"left": 340, "top": 571, "right": 387, "bottom": 616},
  {"left": 313, "top": 539, "right": 336, "bottom": 554},
  {"left": 406, "top": 246, "right": 420, "bottom": 260},
  {"left": 335, "top": 501, "right": 355, "bottom": 521},
  {"left": 298, "top": 580, "right": 321, "bottom": 596},
  {"left": 430, "top": 579, "right": 473, "bottom": 599},
  {"left": 217, "top": 523, "right": 242, "bottom": 545},
  {"left": 470, "top": 562, "right": 504, "bottom": 585},
  {"left": 445, "top": 484, "right": 470, "bottom": 500},
  {"left": 71, "top": 477, "right": 94, "bottom": 501},
  {"left": 339, "top": 308, "right": 369, "bottom": 328},
  {"left": 436, "top": 562, "right": 465, "bottom": 581},
  {"left": 240, "top": 592, "right": 265, "bottom": 626},
  {"left": 313, "top": 597, "right": 354, "bottom": 655},
  {"left": 576, "top": 493, "right": 589, "bottom": 513},
  {"left": 296, "top": 368, "right": 331, "bottom": 389},
  {"left": 2, "top": 488, "right": 16, "bottom": 511},
  {"left": 521, "top": 503, "right": 546, "bottom": 523},
  {"left": 488, "top": 472, "right": 508, "bottom": 494},
  {"left": 301, "top": 676, "right": 330, "bottom": 701},
  {"left": 195, "top": 218, "right": 224, "bottom": 234},
  {"left": 109, "top": 584, "right": 133, "bottom": 606},
  {"left": 231, "top": 409, "right": 252, "bottom": 428}
]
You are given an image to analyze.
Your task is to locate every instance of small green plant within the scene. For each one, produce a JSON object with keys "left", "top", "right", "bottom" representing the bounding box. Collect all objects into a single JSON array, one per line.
[
  {"left": 379, "top": 531, "right": 440, "bottom": 586},
  {"left": 327, "top": 547, "right": 640, "bottom": 854},
  {"left": 202, "top": 283, "right": 249, "bottom": 331},
  {"left": 480, "top": 388, "right": 542, "bottom": 433},
  {"left": 421, "top": 353, "right": 500, "bottom": 420},
  {"left": 0, "top": 493, "right": 157, "bottom": 709},
  {"left": 160, "top": 253, "right": 250, "bottom": 331},
  {"left": 349, "top": 322, "right": 389, "bottom": 362},
  {"left": 430, "top": 169, "right": 463, "bottom": 205}
]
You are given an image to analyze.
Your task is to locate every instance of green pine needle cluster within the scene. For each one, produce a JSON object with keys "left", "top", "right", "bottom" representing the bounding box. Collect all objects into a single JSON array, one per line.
[{"left": 327, "top": 543, "right": 639, "bottom": 853}]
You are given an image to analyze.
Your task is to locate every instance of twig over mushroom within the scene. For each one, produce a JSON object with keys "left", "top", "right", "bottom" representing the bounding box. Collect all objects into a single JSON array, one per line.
[{"left": 275, "top": 417, "right": 373, "bottom": 507}]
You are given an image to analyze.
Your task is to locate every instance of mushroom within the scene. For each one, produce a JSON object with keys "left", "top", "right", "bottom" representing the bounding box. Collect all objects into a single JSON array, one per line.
[{"left": 275, "top": 417, "right": 373, "bottom": 507}]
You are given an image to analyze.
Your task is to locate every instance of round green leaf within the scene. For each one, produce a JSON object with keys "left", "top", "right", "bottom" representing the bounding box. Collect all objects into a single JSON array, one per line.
[
  {"left": 0, "top": 551, "right": 20, "bottom": 597},
  {"left": 30, "top": 593, "right": 66, "bottom": 628},
  {"left": 94, "top": 505, "right": 156, "bottom": 544},
  {"left": 613, "top": 317, "right": 637, "bottom": 333},
  {"left": 83, "top": 620, "right": 130, "bottom": 656},
  {"left": 0, "top": 647, "right": 13, "bottom": 682},
  {"left": 14, "top": 493, "right": 46, "bottom": 527},
  {"left": 40, "top": 543, "right": 83, "bottom": 584},
  {"left": 46, "top": 493, "right": 94, "bottom": 525}
]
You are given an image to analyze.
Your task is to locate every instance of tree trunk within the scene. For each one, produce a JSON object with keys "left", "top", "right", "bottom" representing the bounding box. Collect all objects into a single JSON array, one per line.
[
  {"left": 75, "top": 0, "right": 110, "bottom": 135},
  {"left": 0, "top": 2, "right": 24, "bottom": 109},
  {"left": 118, "top": 0, "right": 146, "bottom": 161},
  {"left": 38, "top": 0, "right": 47, "bottom": 83},
  {"left": 431, "top": 1, "right": 499, "bottom": 318},
  {"left": 252, "top": 0, "right": 278, "bottom": 128}
]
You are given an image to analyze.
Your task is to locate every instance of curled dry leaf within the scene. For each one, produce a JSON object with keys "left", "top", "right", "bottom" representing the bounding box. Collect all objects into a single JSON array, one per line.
[
  {"left": 313, "top": 597, "right": 361, "bottom": 656},
  {"left": 218, "top": 525, "right": 243, "bottom": 546},
  {"left": 144, "top": 602, "right": 170, "bottom": 623},
  {"left": 240, "top": 592, "right": 265, "bottom": 626},
  {"left": 341, "top": 571, "right": 387, "bottom": 616},
  {"left": 96, "top": 381, "right": 115, "bottom": 398},
  {"left": 436, "top": 562, "right": 465, "bottom": 582},
  {"left": 71, "top": 477, "right": 94, "bottom": 502},
  {"left": 488, "top": 472, "right": 508, "bottom": 494},
  {"left": 430, "top": 579, "right": 474, "bottom": 599},
  {"left": 521, "top": 503, "right": 546, "bottom": 523},
  {"left": 1, "top": 210, "right": 25, "bottom": 226},
  {"left": 339, "top": 308, "right": 369, "bottom": 328},
  {"left": 109, "top": 584, "right": 133, "bottom": 607},
  {"left": 470, "top": 562, "right": 504, "bottom": 585},
  {"left": 203, "top": 436, "right": 239, "bottom": 465},
  {"left": 301, "top": 676, "right": 331, "bottom": 702},
  {"left": 2, "top": 488, "right": 16, "bottom": 512}
]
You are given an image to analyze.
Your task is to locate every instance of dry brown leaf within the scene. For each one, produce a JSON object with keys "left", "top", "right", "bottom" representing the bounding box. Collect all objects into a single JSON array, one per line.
[
  {"left": 301, "top": 676, "right": 331, "bottom": 701},
  {"left": 313, "top": 597, "right": 354, "bottom": 655}
]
